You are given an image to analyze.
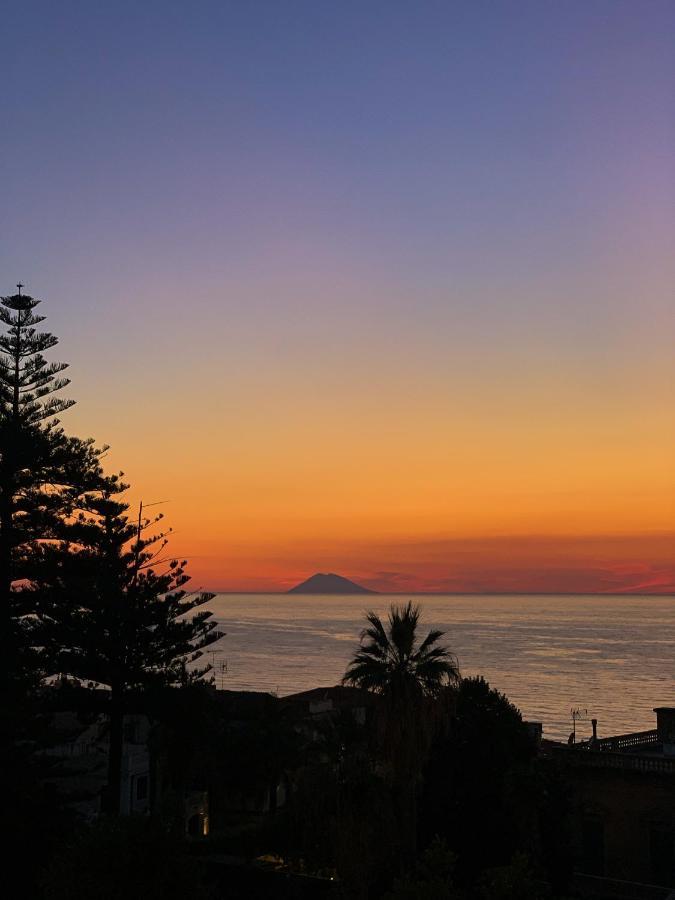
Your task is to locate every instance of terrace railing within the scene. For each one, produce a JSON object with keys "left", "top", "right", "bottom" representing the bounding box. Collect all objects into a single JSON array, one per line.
[
  {"left": 564, "top": 749, "right": 675, "bottom": 775},
  {"left": 595, "top": 729, "right": 659, "bottom": 752}
]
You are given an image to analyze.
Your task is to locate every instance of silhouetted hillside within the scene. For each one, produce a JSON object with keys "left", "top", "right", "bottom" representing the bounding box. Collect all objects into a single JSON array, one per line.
[{"left": 288, "top": 573, "right": 375, "bottom": 594}]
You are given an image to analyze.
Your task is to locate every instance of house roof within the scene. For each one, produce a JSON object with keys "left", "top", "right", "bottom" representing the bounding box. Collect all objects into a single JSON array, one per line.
[{"left": 281, "top": 685, "right": 374, "bottom": 711}]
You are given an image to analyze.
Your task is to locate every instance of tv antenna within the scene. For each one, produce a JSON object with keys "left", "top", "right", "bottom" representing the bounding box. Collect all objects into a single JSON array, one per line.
[
  {"left": 570, "top": 707, "right": 588, "bottom": 744},
  {"left": 219, "top": 660, "right": 229, "bottom": 689},
  {"left": 208, "top": 649, "right": 228, "bottom": 689}
]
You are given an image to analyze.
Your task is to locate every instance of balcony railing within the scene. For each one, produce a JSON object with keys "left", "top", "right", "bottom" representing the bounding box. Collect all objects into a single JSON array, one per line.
[
  {"left": 564, "top": 749, "right": 675, "bottom": 775},
  {"left": 595, "top": 729, "right": 659, "bottom": 752}
]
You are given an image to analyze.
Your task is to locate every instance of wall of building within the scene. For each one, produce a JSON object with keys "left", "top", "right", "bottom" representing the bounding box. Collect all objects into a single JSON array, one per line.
[{"left": 570, "top": 766, "right": 675, "bottom": 887}]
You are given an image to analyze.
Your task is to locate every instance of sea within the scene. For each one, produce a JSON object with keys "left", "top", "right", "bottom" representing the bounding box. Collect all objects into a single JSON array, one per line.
[{"left": 206, "top": 593, "right": 674, "bottom": 742}]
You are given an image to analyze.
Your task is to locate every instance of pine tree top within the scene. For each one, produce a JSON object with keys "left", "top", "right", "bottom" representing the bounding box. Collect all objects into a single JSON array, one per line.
[
  {"left": 0, "top": 288, "right": 74, "bottom": 425},
  {"left": 2, "top": 291, "right": 42, "bottom": 312}
]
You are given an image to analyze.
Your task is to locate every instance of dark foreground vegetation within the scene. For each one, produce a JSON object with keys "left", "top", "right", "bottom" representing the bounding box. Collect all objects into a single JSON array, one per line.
[{"left": 0, "top": 287, "right": 601, "bottom": 898}]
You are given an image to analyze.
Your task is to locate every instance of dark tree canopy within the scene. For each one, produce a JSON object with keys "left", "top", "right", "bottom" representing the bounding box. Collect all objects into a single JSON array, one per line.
[
  {"left": 0, "top": 288, "right": 105, "bottom": 607},
  {"left": 43, "top": 817, "right": 212, "bottom": 900},
  {"left": 36, "top": 481, "right": 222, "bottom": 692},
  {"left": 0, "top": 287, "right": 110, "bottom": 885},
  {"left": 420, "top": 677, "right": 538, "bottom": 881},
  {"left": 0, "top": 287, "right": 107, "bottom": 727},
  {"left": 33, "top": 477, "right": 222, "bottom": 813}
]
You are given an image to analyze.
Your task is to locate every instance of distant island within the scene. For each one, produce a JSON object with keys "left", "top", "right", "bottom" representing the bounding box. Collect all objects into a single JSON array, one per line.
[{"left": 288, "top": 573, "right": 376, "bottom": 594}]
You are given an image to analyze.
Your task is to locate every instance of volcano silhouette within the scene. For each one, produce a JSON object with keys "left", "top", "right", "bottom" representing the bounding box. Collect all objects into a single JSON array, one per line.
[{"left": 288, "top": 573, "right": 375, "bottom": 594}]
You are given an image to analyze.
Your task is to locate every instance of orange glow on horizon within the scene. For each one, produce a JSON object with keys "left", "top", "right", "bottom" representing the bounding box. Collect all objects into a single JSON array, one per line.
[
  {"left": 171, "top": 531, "right": 675, "bottom": 595},
  {"left": 65, "top": 336, "right": 674, "bottom": 596}
]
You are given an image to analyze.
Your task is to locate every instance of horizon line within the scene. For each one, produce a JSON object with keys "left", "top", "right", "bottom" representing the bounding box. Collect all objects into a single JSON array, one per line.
[{"left": 205, "top": 590, "right": 675, "bottom": 597}]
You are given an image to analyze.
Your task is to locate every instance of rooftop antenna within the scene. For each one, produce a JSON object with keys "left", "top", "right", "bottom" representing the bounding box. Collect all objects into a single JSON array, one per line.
[
  {"left": 218, "top": 659, "right": 228, "bottom": 690},
  {"left": 206, "top": 650, "right": 228, "bottom": 689},
  {"left": 570, "top": 707, "right": 588, "bottom": 744}
]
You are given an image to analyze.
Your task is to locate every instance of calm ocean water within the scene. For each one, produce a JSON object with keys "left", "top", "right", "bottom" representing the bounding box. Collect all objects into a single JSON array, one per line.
[{"left": 206, "top": 593, "right": 675, "bottom": 741}]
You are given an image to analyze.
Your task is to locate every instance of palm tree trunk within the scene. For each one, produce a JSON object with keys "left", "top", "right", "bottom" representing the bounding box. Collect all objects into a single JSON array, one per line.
[{"left": 393, "top": 768, "right": 418, "bottom": 866}]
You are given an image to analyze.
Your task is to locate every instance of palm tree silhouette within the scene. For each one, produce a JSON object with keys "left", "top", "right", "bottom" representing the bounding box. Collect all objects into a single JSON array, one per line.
[
  {"left": 342, "top": 602, "right": 459, "bottom": 860},
  {"left": 342, "top": 601, "right": 459, "bottom": 701}
]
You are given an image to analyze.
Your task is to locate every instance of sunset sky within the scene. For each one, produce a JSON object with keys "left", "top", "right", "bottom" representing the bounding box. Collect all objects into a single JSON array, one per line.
[{"left": 3, "top": 1, "right": 674, "bottom": 593}]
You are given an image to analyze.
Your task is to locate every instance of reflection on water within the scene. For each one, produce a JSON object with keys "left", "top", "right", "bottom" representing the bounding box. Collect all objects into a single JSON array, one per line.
[{"left": 206, "top": 593, "right": 675, "bottom": 741}]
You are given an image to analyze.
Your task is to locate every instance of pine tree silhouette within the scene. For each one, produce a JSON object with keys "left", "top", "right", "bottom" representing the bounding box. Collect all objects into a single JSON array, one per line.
[
  {"left": 34, "top": 480, "right": 223, "bottom": 814},
  {"left": 0, "top": 286, "right": 104, "bottom": 686}
]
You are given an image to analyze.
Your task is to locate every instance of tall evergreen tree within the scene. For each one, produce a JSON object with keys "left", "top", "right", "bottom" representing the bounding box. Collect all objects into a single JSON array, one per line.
[
  {"left": 0, "top": 286, "right": 104, "bottom": 678},
  {"left": 0, "top": 286, "right": 106, "bottom": 887},
  {"left": 34, "top": 480, "right": 223, "bottom": 814}
]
